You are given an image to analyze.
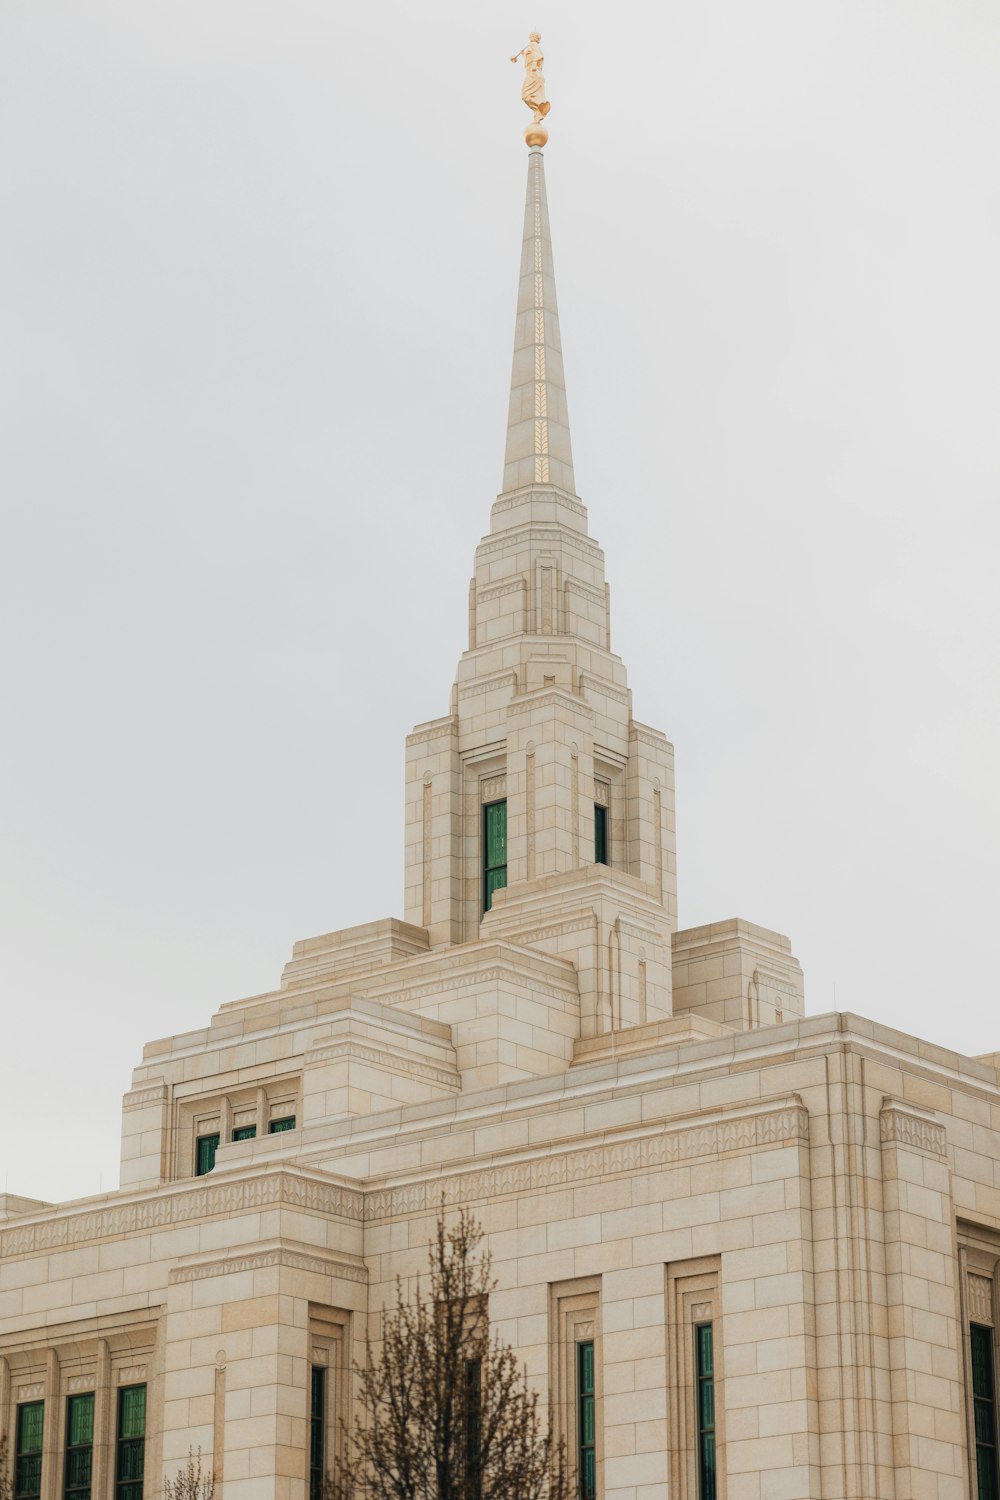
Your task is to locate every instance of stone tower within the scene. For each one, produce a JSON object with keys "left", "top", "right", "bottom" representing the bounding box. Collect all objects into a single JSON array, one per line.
[{"left": 403, "top": 144, "right": 678, "bottom": 1041}]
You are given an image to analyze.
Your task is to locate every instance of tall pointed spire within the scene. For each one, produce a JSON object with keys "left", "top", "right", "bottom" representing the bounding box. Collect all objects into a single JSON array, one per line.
[{"left": 502, "top": 146, "right": 576, "bottom": 496}]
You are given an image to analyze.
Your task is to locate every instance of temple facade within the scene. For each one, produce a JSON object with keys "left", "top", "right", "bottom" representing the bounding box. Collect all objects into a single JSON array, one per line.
[{"left": 2, "top": 139, "right": 1000, "bottom": 1500}]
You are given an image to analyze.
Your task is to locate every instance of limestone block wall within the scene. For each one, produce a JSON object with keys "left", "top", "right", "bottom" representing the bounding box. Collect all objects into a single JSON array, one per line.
[{"left": 672, "top": 918, "right": 805, "bottom": 1031}]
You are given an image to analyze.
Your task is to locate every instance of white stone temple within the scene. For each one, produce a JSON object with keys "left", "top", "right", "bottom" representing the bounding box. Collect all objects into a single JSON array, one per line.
[{"left": 2, "top": 134, "right": 1000, "bottom": 1500}]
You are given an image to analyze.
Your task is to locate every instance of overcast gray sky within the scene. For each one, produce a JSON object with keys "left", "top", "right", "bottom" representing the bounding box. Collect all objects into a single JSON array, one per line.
[{"left": 2, "top": 0, "right": 998, "bottom": 1206}]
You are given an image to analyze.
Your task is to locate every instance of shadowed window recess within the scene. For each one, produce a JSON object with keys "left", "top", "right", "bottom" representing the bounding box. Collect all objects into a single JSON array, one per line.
[{"left": 483, "top": 800, "right": 507, "bottom": 911}]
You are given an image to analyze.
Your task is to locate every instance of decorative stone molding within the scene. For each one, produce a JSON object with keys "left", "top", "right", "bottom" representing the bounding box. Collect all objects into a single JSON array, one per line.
[
  {"left": 564, "top": 577, "right": 606, "bottom": 606},
  {"left": 375, "top": 963, "right": 580, "bottom": 1011},
  {"left": 117, "top": 1366, "right": 147, "bottom": 1384},
  {"left": 629, "top": 725, "right": 671, "bottom": 749},
  {"left": 458, "top": 672, "right": 518, "bottom": 701},
  {"left": 969, "top": 1274, "right": 994, "bottom": 1325},
  {"left": 67, "top": 1374, "right": 96, "bottom": 1392},
  {"left": 406, "top": 721, "right": 457, "bottom": 746},
  {"left": 168, "top": 1240, "right": 367, "bottom": 1287},
  {"left": 508, "top": 690, "right": 595, "bottom": 722},
  {"left": 495, "top": 916, "right": 596, "bottom": 949},
  {"left": 363, "top": 1099, "right": 809, "bottom": 1221},
  {"left": 478, "top": 580, "right": 526, "bottom": 604},
  {"left": 480, "top": 775, "right": 507, "bottom": 803},
  {"left": 579, "top": 673, "right": 630, "bottom": 707},
  {"left": 0, "top": 1171, "right": 364, "bottom": 1259},
  {"left": 122, "top": 1084, "right": 169, "bottom": 1110},
  {"left": 305, "top": 1041, "right": 459, "bottom": 1092},
  {"left": 476, "top": 526, "right": 602, "bottom": 563},
  {"left": 491, "top": 486, "right": 588, "bottom": 520},
  {"left": 18, "top": 1383, "right": 44, "bottom": 1400},
  {"left": 594, "top": 779, "right": 610, "bottom": 807},
  {"left": 879, "top": 1100, "right": 947, "bottom": 1158}
]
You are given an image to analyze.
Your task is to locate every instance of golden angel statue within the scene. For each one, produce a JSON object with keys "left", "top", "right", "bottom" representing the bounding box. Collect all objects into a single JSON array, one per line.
[{"left": 510, "top": 32, "right": 550, "bottom": 123}]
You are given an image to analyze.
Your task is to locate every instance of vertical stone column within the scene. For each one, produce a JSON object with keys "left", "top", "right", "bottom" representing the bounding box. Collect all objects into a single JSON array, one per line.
[
  {"left": 506, "top": 690, "right": 595, "bottom": 883},
  {"left": 91, "top": 1339, "right": 112, "bottom": 1500},
  {"left": 404, "top": 717, "right": 462, "bottom": 947},
  {"left": 626, "top": 723, "right": 676, "bottom": 919},
  {"left": 880, "top": 1097, "right": 965, "bottom": 1500},
  {"left": 41, "top": 1349, "right": 59, "bottom": 1500}
]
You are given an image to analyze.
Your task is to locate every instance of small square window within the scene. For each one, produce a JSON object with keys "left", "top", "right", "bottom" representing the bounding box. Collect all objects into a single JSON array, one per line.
[
  {"left": 232, "top": 1124, "right": 256, "bottom": 1142},
  {"left": 269, "top": 1116, "right": 296, "bottom": 1134}
]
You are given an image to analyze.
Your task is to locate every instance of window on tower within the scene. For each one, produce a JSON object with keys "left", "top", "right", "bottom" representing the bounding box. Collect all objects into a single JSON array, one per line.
[
  {"left": 483, "top": 800, "right": 507, "bottom": 911},
  {"left": 594, "top": 803, "right": 609, "bottom": 866}
]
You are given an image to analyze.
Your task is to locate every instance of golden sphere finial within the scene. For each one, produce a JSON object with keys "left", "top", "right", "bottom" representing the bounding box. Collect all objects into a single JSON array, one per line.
[{"left": 525, "top": 123, "right": 548, "bottom": 148}]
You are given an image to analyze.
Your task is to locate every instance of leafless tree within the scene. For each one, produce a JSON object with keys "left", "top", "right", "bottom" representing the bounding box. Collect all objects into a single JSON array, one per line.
[
  {"left": 163, "top": 1448, "right": 216, "bottom": 1500},
  {"left": 327, "top": 1204, "right": 573, "bottom": 1500}
]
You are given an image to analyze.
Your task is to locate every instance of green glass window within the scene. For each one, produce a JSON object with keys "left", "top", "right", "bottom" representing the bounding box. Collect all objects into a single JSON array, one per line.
[
  {"left": 195, "top": 1133, "right": 219, "bottom": 1176},
  {"left": 64, "top": 1393, "right": 94, "bottom": 1500},
  {"left": 269, "top": 1117, "right": 296, "bottom": 1134},
  {"left": 231, "top": 1124, "right": 256, "bottom": 1142},
  {"left": 695, "top": 1322, "right": 716, "bottom": 1500},
  {"left": 972, "top": 1324, "right": 999, "bottom": 1500},
  {"left": 594, "top": 803, "right": 609, "bottom": 866},
  {"left": 483, "top": 800, "right": 507, "bottom": 912},
  {"left": 464, "top": 1356, "right": 482, "bottom": 1497},
  {"left": 14, "top": 1400, "right": 44, "bottom": 1500},
  {"left": 115, "top": 1384, "right": 146, "bottom": 1500},
  {"left": 577, "top": 1340, "right": 596, "bottom": 1500},
  {"left": 309, "top": 1365, "right": 326, "bottom": 1500}
]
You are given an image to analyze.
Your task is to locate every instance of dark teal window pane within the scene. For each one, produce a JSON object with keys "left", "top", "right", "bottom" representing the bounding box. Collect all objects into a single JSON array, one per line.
[
  {"left": 15, "top": 1401, "right": 44, "bottom": 1500},
  {"left": 232, "top": 1124, "right": 256, "bottom": 1141},
  {"left": 195, "top": 1133, "right": 219, "bottom": 1176},
  {"left": 972, "top": 1325, "right": 998, "bottom": 1500},
  {"left": 65, "top": 1393, "right": 95, "bottom": 1500},
  {"left": 67, "top": 1395, "right": 94, "bottom": 1448},
  {"left": 483, "top": 800, "right": 508, "bottom": 911},
  {"left": 594, "top": 803, "right": 609, "bottom": 865},
  {"left": 309, "top": 1365, "right": 326, "bottom": 1500},
  {"left": 695, "top": 1323, "right": 716, "bottom": 1500},
  {"left": 115, "top": 1385, "right": 146, "bottom": 1500},
  {"left": 577, "top": 1339, "right": 596, "bottom": 1500},
  {"left": 269, "top": 1117, "right": 296, "bottom": 1134}
]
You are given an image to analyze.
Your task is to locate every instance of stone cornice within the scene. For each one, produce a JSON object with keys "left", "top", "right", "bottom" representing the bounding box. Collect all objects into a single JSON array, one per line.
[
  {"left": 362, "top": 1096, "right": 809, "bottom": 1222},
  {"left": 305, "top": 1040, "right": 460, "bottom": 1092},
  {"left": 879, "top": 1098, "right": 947, "bottom": 1158},
  {"left": 0, "top": 1171, "right": 363, "bottom": 1261},
  {"left": 167, "top": 1238, "right": 367, "bottom": 1287},
  {"left": 122, "top": 1084, "right": 169, "bottom": 1111}
]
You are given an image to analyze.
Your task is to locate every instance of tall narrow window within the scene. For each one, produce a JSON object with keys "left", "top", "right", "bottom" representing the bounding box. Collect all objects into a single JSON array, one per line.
[
  {"left": 309, "top": 1365, "right": 326, "bottom": 1500},
  {"left": 115, "top": 1385, "right": 146, "bottom": 1500},
  {"left": 483, "top": 800, "right": 507, "bottom": 911},
  {"left": 594, "top": 804, "right": 609, "bottom": 866},
  {"left": 464, "top": 1357, "right": 482, "bottom": 1499},
  {"left": 195, "top": 1133, "right": 219, "bottom": 1176},
  {"left": 231, "top": 1124, "right": 256, "bottom": 1142},
  {"left": 577, "top": 1340, "right": 596, "bottom": 1500},
  {"left": 269, "top": 1116, "right": 296, "bottom": 1134},
  {"left": 972, "top": 1324, "right": 999, "bottom": 1500},
  {"left": 64, "top": 1393, "right": 95, "bottom": 1500},
  {"left": 695, "top": 1323, "right": 716, "bottom": 1500},
  {"left": 14, "top": 1401, "right": 44, "bottom": 1500}
]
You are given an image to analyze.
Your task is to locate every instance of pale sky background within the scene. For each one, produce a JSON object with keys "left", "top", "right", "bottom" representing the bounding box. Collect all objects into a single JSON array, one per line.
[{"left": 1, "top": 0, "right": 998, "bottom": 1206}]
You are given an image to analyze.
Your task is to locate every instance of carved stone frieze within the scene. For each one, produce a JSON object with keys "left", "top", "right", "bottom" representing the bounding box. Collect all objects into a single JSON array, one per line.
[
  {"left": 0, "top": 1171, "right": 363, "bottom": 1260},
  {"left": 363, "top": 1101, "right": 809, "bottom": 1221},
  {"left": 122, "top": 1084, "right": 169, "bottom": 1110},
  {"left": 168, "top": 1241, "right": 367, "bottom": 1287},
  {"left": 879, "top": 1102, "right": 947, "bottom": 1158},
  {"left": 305, "top": 1041, "right": 459, "bottom": 1092}
]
